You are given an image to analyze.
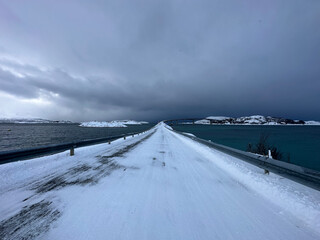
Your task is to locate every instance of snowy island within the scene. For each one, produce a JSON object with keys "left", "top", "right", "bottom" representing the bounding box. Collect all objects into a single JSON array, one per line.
[
  {"left": 191, "top": 115, "right": 320, "bottom": 125},
  {"left": 79, "top": 120, "right": 149, "bottom": 128}
]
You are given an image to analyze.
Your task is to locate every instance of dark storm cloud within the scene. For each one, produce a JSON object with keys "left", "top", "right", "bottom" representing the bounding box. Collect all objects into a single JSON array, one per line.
[{"left": 0, "top": 0, "right": 320, "bottom": 121}]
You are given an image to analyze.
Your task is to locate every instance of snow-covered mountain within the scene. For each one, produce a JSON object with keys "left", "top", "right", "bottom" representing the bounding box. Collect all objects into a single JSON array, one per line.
[
  {"left": 0, "top": 118, "right": 73, "bottom": 124},
  {"left": 194, "top": 115, "right": 320, "bottom": 125},
  {"left": 79, "top": 120, "right": 149, "bottom": 128}
]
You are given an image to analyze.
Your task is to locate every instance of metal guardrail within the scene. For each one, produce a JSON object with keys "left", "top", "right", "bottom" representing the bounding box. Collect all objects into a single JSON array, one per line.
[
  {"left": 172, "top": 129, "right": 320, "bottom": 191},
  {"left": 0, "top": 130, "right": 151, "bottom": 165}
]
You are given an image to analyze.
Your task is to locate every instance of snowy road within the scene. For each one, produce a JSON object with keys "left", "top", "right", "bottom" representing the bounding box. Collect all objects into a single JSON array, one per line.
[{"left": 1, "top": 123, "right": 320, "bottom": 240}]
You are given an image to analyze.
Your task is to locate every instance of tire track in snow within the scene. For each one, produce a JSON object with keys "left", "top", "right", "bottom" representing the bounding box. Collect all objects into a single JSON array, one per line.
[
  {"left": 0, "top": 130, "right": 155, "bottom": 240},
  {"left": 1, "top": 124, "right": 319, "bottom": 240},
  {"left": 44, "top": 124, "right": 318, "bottom": 240}
]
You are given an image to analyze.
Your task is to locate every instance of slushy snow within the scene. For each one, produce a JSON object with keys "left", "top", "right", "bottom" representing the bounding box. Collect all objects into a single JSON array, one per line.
[{"left": 0, "top": 123, "right": 319, "bottom": 240}]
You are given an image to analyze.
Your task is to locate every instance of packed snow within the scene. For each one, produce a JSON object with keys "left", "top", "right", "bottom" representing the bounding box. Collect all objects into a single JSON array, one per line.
[
  {"left": 0, "top": 123, "right": 320, "bottom": 240},
  {"left": 79, "top": 120, "right": 148, "bottom": 128}
]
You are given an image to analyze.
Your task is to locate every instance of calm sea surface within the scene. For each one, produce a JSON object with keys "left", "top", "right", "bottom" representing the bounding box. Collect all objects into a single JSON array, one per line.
[
  {"left": 172, "top": 124, "right": 320, "bottom": 171},
  {"left": 0, "top": 123, "right": 154, "bottom": 152},
  {"left": 1, "top": 123, "right": 320, "bottom": 171}
]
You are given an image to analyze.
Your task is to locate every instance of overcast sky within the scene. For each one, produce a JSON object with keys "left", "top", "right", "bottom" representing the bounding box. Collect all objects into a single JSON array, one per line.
[{"left": 0, "top": 0, "right": 319, "bottom": 122}]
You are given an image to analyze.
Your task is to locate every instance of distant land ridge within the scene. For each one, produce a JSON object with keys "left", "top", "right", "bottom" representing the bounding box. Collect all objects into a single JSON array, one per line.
[
  {"left": 193, "top": 115, "right": 320, "bottom": 125},
  {"left": 0, "top": 118, "right": 73, "bottom": 124}
]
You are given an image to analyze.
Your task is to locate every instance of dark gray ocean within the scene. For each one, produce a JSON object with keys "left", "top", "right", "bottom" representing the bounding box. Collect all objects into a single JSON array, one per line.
[
  {"left": 172, "top": 124, "right": 320, "bottom": 171},
  {"left": 1, "top": 123, "right": 320, "bottom": 172},
  {"left": 0, "top": 123, "right": 154, "bottom": 152}
]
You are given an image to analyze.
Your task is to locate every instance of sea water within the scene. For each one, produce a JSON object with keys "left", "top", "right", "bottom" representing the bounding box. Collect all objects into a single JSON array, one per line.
[
  {"left": 0, "top": 123, "right": 154, "bottom": 152},
  {"left": 172, "top": 124, "right": 320, "bottom": 171}
]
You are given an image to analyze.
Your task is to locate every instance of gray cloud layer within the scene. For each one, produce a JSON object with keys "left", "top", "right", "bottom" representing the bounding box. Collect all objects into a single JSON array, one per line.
[{"left": 0, "top": 0, "right": 320, "bottom": 121}]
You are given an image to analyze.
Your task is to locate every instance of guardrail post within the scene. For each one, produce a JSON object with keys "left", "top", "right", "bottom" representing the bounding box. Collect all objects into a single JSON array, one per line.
[
  {"left": 70, "top": 146, "right": 75, "bottom": 156},
  {"left": 0, "top": 126, "right": 155, "bottom": 164}
]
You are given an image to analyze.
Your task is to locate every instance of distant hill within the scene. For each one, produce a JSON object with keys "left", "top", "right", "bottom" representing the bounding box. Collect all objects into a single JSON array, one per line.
[
  {"left": 193, "top": 115, "right": 320, "bottom": 125},
  {"left": 0, "top": 118, "right": 73, "bottom": 124}
]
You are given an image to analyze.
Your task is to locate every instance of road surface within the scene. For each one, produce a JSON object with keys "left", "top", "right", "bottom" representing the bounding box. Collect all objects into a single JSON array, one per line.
[{"left": 0, "top": 123, "right": 319, "bottom": 239}]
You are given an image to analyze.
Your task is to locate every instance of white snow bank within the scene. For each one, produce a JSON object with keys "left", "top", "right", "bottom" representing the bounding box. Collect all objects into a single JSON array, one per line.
[{"left": 183, "top": 132, "right": 196, "bottom": 137}]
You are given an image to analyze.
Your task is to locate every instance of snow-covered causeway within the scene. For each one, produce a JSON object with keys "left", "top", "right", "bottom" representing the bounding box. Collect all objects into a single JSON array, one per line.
[{"left": 1, "top": 123, "right": 320, "bottom": 240}]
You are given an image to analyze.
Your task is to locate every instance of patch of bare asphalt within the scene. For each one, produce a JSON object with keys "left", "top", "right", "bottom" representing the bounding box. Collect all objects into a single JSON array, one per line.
[
  {"left": 0, "top": 200, "right": 61, "bottom": 240},
  {"left": 32, "top": 164, "right": 96, "bottom": 194},
  {"left": 1, "top": 130, "right": 155, "bottom": 240}
]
